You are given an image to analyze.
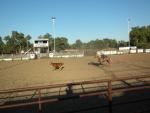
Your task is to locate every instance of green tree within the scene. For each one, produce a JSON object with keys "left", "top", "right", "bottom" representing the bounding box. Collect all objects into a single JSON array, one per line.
[
  {"left": 85, "top": 38, "right": 117, "bottom": 49},
  {"left": 55, "top": 37, "right": 69, "bottom": 51},
  {"left": 25, "top": 35, "right": 32, "bottom": 50},
  {"left": 3, "top": 31, "right": 29, "bottom": 53},
  {"left": 11, "top": 31, "right": 25, "bottom": 52},
  {"left": 43, "top": 33, "right": 52, "bottom": 39},
  {"left": 118, "top": 40, "right": 128, "bottom": 47},
  {"left": 72, "top": 39, "right": 83, "bottom": 49},
  {"left": 0, "top": 37, "right": 5, "bottom": 54},
  {"left": 4, "top": 35, "right": 16, "bottom": 53},
  {"left": 109, "top": 39, "right": 118, "bottom": 48},
  {"left": 130, "top": 25, "right": 150, "bottom": 48}
]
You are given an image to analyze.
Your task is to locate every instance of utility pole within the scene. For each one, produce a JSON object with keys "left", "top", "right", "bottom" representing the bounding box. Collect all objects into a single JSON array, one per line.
[
  {"left": 27, "top": 39, "right": 28, "bottom": 51},
  {"left": 128, "top": 18, "right": 131, "bottom": 48},
  {"left": 52, "top": 17, "right": 56, "bottom": 53}
]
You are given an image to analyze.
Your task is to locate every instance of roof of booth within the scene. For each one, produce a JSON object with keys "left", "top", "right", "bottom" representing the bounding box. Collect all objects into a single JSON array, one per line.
[{"left": 34, "top": 39, "right": 49, "bottom": 41}]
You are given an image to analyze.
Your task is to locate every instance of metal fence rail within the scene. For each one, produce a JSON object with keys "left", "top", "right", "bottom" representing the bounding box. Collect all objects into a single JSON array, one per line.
[{"left": 0, "top": 74, "right": 150, "bottom": 113}]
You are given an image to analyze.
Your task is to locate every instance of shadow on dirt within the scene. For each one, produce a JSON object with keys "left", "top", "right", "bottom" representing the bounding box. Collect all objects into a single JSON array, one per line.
[
  {"left": 88, "top": 61, "right": 102, "bottom": 67},
  {"left": 88, "top": 61, "right": 117, "bottom": 79}
]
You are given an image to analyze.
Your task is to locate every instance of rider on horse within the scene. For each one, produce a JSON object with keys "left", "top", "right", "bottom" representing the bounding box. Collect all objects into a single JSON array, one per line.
[{"left": 96, "top": 51, "right": 111, "bottom": 64}]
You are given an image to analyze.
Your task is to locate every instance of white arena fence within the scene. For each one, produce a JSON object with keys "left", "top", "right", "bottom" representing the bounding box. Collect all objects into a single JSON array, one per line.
[
  {"left": 49, "top": 50, "right": 84, "bottom": 58},
  {"left": 96, "top": 48, "right": 150, "bottom": 56},
  {"left": 137, "top": 49, "right": 144, "bottom": 53},
  {"left": 0, "top": 48, "right": 150, "bottom": 61},
  {"left": 36, "top": 53, "right": 49, "bottom": 58},
  {"left": 0, "top": 50, "right": 84, "bottom": 61},
  {"left": 145, "top": 49, "right": 150, "bottom": 53},
  {"left": 0, "top": 53, "right": 36, "bottom": 61}
]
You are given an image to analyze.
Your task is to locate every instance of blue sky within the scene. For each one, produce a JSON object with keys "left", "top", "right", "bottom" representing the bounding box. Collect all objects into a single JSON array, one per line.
[{"left": 0, "top": 0, "right": 150, "bottom": 43}]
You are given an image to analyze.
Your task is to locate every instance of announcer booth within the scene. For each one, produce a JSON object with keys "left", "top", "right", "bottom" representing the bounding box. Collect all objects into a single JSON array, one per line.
[{"left": 33, "top": 39, "right": 49, "bottom": 56}]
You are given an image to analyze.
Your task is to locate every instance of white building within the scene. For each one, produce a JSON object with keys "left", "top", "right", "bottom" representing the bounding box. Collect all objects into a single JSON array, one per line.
[{"left": 33, "top": 39, "right": 49, "bottom": 55}]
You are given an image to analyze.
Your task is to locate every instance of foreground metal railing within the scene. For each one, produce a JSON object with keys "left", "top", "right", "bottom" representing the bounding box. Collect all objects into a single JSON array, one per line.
[{"left": 0, "top": 74, "right": 150, "bottom": 113}]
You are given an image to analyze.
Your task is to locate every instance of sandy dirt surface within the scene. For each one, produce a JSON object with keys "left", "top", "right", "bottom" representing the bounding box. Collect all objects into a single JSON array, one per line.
[{"left": 0, "top": 53, "right": 150, "bottom": 89}]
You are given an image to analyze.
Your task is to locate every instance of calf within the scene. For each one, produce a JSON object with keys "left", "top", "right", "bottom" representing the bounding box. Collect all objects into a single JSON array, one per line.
[{"left": 50, "top": 62, "right": 64, "bottom": 70}]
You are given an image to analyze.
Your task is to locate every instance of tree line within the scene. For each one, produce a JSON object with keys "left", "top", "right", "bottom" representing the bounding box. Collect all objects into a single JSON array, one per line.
[
  {"left": 0, "top": 32, "right": 126, "bottom": 54},
  {"left": 0, "top": 31, "right": 32, "bottom": 54},
  {"left": 130, "top": 25, "right": 150, "bottom": 48},
  {"left": 0, "top": 25, "right": 150, "bottom": 54}
]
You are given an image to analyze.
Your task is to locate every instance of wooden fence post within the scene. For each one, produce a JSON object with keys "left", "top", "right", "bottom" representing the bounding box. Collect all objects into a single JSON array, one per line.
[
  {"left": 38, "top": 89, "right": 42, "bottom": 111},
  {"left": 108, "top": 81, "right": 112, "bottom": 113}
]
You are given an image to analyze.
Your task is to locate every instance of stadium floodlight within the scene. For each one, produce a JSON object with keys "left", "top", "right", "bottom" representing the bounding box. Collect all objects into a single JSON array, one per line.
[
  {"left": 128, "top": 18, "right": 131, "bottom": 48},
  {"left": 51, "top": 17, "right": 56, "bottom": 53}
]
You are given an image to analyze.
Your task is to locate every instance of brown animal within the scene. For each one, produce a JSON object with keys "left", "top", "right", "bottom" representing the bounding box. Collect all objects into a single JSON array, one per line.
[
  {"left": 95, "top": 54, "right": 111, "bottom": 64},
  {"left": 50, "top": 62, "right": 64, "bottom": 70}
]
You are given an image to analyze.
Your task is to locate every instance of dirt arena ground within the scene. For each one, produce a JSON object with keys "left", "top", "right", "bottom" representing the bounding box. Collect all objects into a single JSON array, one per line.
[{"left": 0, "top": 53, "right": 150, "bottom": 90}]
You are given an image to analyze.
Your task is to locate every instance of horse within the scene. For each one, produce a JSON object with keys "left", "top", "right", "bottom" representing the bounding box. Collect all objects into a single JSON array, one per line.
[{"left": 95, "top": 53, "right": 111, "bottom": 64}]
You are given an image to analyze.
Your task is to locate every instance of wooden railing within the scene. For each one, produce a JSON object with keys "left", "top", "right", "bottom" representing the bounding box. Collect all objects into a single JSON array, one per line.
[{"left": 0, "top": 74, "right": 150, "bottom": 113}]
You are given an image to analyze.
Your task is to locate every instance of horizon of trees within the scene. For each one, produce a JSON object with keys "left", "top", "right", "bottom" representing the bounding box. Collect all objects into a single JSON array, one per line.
[
  {"left": 130, "top": 25, "right": 150, "bottom": 48},
  {"left": 0, "top": 25, "right": 150, "bottom": 54},
  {"left": 0, "top": 31, "right": 32, "bottom": 54},
  {"left": 0, "top": 32, "right": 127, "bottom": 54}
]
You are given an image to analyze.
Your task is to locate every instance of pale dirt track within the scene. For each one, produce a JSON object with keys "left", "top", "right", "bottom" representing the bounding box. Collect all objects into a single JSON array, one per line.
[{"left": 0, "top": 53, "right": 150, "bottom": 90}]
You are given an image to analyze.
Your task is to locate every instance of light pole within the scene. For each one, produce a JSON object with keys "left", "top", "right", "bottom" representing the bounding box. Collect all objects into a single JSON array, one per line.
[
  {"left": 52, "top": 17, "right": 56, "bottom": 53},
  {"left": 27, "top": 39, "right": 28, "bottom": 51},
  {"left": 128, "top": 18, "right": 131, "bottom": 48}
]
